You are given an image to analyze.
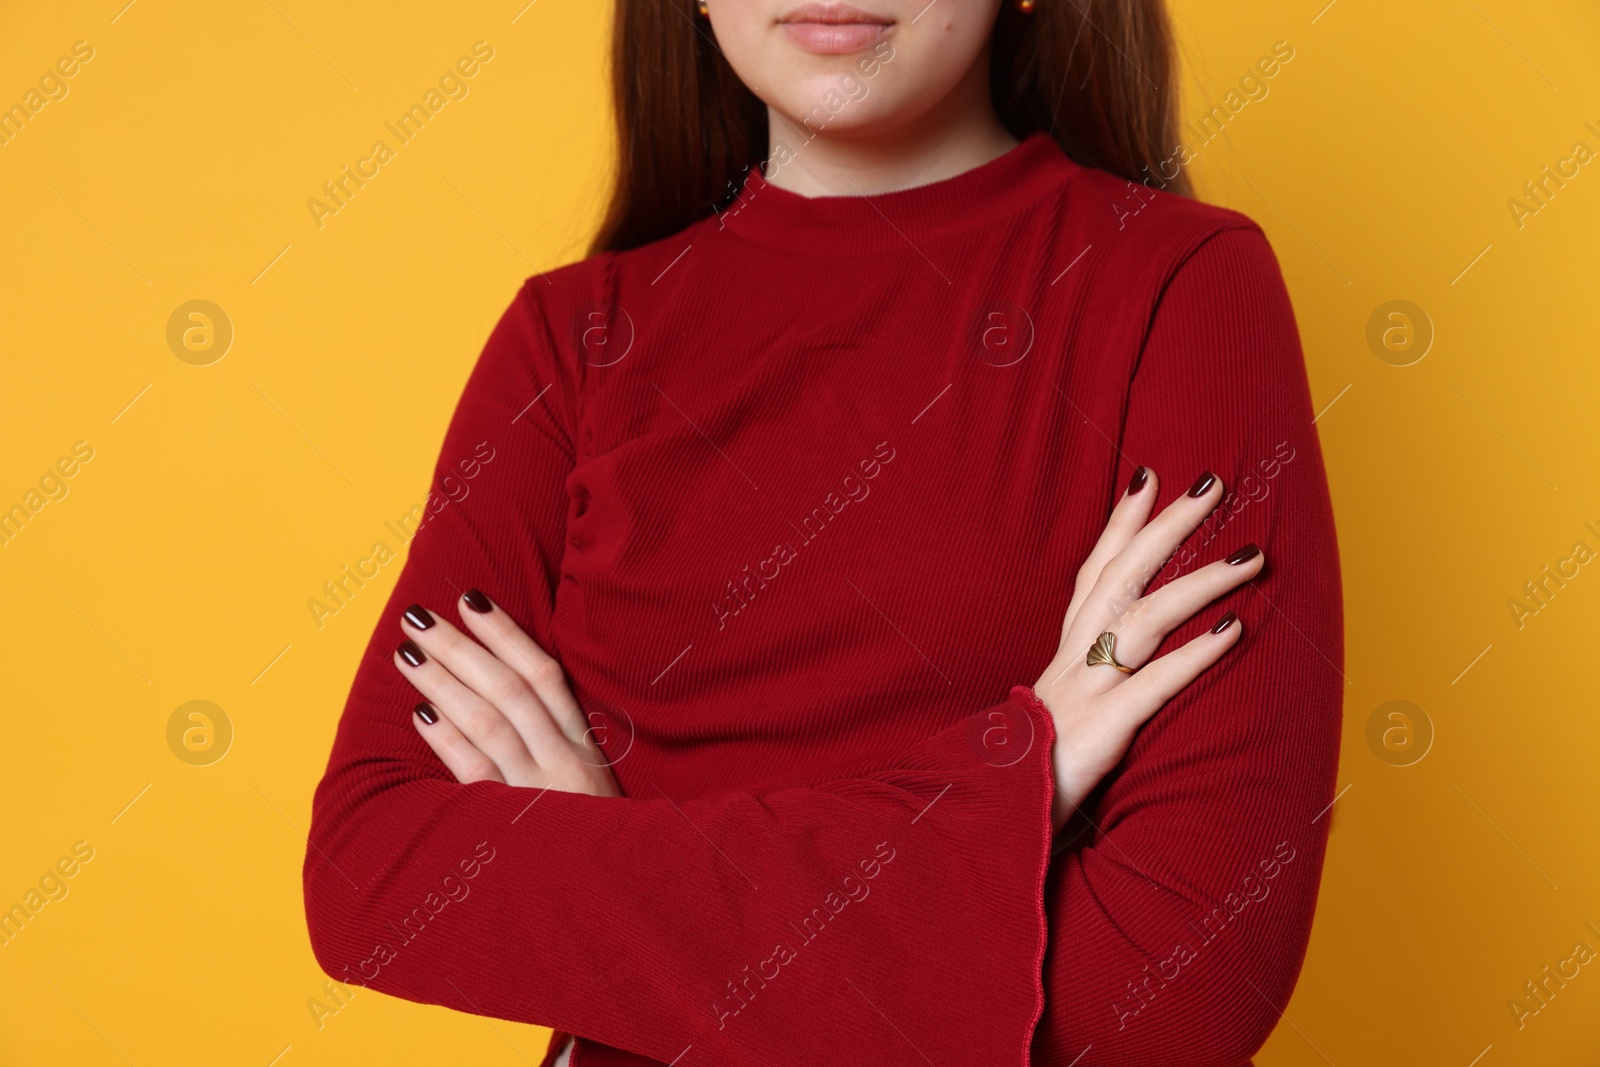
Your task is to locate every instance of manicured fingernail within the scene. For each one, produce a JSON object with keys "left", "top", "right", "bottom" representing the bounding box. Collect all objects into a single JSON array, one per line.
[
  {"left": 1187, "top": 471, "right": 1217, "bottom": 498},
  {"left": 1211, "top": 610, "right": 1238, "bottom": 634},
  {"left": 462, "top": 588, "right": 492, "bottom": 614},
  {"left": 398, "top": 639, "right": 426, "bottom": 667},
  {"left": 414, "top": 702, "right": 439, "bottom": 725},
  {"left": 403, "top": 604, "right": 435, "bottom": 630},
  {"left": 1226, "top": 543, "right": 1260, "bottom": 566},
  {"left": 1125, "top": 466, "right": 1149, "bottom": 496}
]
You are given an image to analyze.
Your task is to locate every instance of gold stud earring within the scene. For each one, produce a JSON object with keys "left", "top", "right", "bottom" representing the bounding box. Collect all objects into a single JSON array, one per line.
[
  {"left": 697, "top": 0, "right": 709, "bottom": 15},
  {"left": 1019, "top": 0, "right": 1036, "bottom": 11}
]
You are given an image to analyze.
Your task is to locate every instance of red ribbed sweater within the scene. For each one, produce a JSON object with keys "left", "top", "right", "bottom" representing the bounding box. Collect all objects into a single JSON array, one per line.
[{"left": 303, "top": 133, "right": 1343, "bottom": 1066}]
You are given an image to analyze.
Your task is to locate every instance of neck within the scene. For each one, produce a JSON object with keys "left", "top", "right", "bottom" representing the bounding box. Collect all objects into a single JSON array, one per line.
[{"left": 762, "top": 55, "right": 1018, "bottom": 198}]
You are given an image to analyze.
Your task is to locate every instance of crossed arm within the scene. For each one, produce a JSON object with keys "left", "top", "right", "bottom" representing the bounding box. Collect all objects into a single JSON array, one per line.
[{"left": 303, "top": 226, "right": 1342, "bottom": 1065}]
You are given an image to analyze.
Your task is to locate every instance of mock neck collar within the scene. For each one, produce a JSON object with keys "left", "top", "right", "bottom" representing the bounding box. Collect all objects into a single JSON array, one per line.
[{"left": 712, "top": 131, "right": 1079, "bottom": 254}]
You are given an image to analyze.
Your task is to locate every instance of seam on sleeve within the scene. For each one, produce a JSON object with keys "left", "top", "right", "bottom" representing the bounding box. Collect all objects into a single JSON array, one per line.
[
  {"left": 518, "top": 277, "right": 580, "bottom": 463},
  {"left": 1111, "top": 221, "right": 1270, "bottom": 472},
  {"left": 1127, "top": 220, "right": 1265, "bottom": 385}
]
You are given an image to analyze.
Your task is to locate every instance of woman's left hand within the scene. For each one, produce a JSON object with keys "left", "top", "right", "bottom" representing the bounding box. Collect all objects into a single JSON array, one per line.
[{"left": 392, "top": 590, "right": 620, "bottom": 797}]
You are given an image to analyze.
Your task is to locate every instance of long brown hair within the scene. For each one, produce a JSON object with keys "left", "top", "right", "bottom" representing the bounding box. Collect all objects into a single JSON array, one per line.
[{"left": 591, "top": 0, "right": 1189, "bottom": 254}]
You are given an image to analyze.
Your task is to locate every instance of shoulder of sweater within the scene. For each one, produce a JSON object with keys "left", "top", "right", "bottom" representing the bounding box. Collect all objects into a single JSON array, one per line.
[
  {"left": 1058, "top": 164, "right": 1272, "bottom": 279},
  {"left": 498, "top": 229, "right": 709, "bottom": 387},
  {"left": 513, "top": 224, "right": 710, "bottom": 316}
]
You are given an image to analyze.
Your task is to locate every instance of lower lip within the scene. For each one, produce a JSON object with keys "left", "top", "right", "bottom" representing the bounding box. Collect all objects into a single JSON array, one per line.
[{"left": 779, "top": 21, "right": 891, "bottom": 54}]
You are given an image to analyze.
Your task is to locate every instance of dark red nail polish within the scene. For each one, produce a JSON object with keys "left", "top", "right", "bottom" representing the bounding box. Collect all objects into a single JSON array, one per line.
[
  {"left": 414, "top": 702, "right": 439, "bottom": 725},
  {"left": 1125, "top": 466, "right": 1149, "bottom": 496},
  {"left": 398, "top": 639, "right": 426, "bottom": 667},
  {"left": 403, "top": 604, "right": 435, "bottom": 630},
  {"left": 1226, "top": 544, "right": 1260, "bottom": 566},
  {"left": 462, "top": 588, "right": 492, "bottom": 614},
  {"left": 1211, "top": 611, "right": 1238, "bottom": 634},
  {"left": 1187, "top": 471, "right": 1217, "bottom": 498}
]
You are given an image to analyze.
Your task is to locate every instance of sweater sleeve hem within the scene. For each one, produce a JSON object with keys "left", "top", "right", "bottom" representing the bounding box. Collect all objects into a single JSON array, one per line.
[
  {"left": 1012, "top": 684, "right": 1058, "bottom": 1064},
  {"left": 310, "top": 683, "right": 1061, "bottom": 1067}
]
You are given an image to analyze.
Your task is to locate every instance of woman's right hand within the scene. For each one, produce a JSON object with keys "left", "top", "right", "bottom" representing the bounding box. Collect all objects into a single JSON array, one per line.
[{"left": 1033, "top": 467, "right": 1264, "bottom": 831}]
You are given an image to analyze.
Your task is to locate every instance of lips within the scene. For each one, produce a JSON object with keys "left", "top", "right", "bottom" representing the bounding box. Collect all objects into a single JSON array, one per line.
[{"left": 778, "top": 2, "right": 894, "bottom": 55}]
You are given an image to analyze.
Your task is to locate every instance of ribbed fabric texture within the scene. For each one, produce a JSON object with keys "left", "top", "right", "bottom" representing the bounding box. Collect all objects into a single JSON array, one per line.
[{"left": 303, "top": 132, "right": 1343, "bottom": 1067}]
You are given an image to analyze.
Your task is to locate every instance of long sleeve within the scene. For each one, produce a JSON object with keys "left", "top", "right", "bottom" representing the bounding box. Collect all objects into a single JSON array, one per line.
[
  {"left": 302, "top": 281, "right": 1061, "bottom": 1066},
  {"left": 1032, "top": 226, "right": 1344, "bottom": 1064}
]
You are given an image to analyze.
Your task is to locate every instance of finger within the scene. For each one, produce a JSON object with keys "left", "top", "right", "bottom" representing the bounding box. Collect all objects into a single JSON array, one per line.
[
  {"left": 411, "top": 701, "right": 507, "bottom": 785},
  {"left": 1067, "top": 470, "right": 1224, "bottom": 650},
  {"left": 455, "top": 589, "right": 588, "bottom": 744},
  {"left": 1106, "top": 610, "right": 1243, "bottom": 723},
  {"left": 1093, "top": 543, "right": 1264, "bottom": 670},
  {"left": 393, "top": 640, "right": 544, "bottom": 781},
  {"left": 1061, "top": 466, "right": 1161, "bottom": 634},
  {"left": 399, "top": 606, "right": 572, "bottom": 764}
]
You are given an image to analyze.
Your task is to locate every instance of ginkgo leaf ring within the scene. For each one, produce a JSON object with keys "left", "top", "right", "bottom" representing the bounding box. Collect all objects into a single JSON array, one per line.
[{"left": 1086, "top": 631, "right": 1136, "bottom": 674}]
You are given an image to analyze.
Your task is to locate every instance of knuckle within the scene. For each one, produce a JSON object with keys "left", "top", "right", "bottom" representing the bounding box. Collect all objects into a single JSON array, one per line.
[
  {"left": 547, "top": 748, "right": 584, "bottom": 776},
  {"left": 455, "top": 706, "right": 494, "bottom": 741},
  {"left": 483, "top": 715, "right": 522, "bottom": 749},
  {"left": 1120, "top": 594, "right": 1154, "bottom": 624},
  {"left": 431, "top": 625, "right": 466, "bottom": 654},
  {"left": 528, "top": 656, "right": 564, "bottom": 691},
  {"left": 1145, "top": 572, "right": 1203, "bottom": 614},
  {"left": 437, "top": 736, "right": 491, "bottom": 776},
  {"left": 461, "top": 756, "right": 498, "bottom": 782},
  {"left": 1107, "top": 551, "right": 1152, "bottom": 592},
  {"left": 1155, "top": 503, "right": 1200, "bottom": 539},
  {"left": 525, "top": 640, "right": 558, "bottom": 670},
  {"left": 1145, "top": 591, "right": 1192, "bottom": 629},
  {"left": 1097, "top": 574, "right": 1132, "bottom": 611},
  {"left": 484, "top": 670, "right": 529, "bottom": 709}
]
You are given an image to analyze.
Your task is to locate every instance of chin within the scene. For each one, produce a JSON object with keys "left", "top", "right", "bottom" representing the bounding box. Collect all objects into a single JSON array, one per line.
[{"left": 774, "top": 98, "right": 885, "bottom": 139}]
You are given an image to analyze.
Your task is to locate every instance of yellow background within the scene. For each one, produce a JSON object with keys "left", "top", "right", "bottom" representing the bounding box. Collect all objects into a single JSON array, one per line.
[{"left": 1, "top": 1, "right": 1596, "bottom": 1063}]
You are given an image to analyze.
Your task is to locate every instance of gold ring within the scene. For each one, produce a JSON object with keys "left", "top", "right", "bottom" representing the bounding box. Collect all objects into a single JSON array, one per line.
[{"left": 1086, "top": 631, "right": 1136, "bottom": 674}]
